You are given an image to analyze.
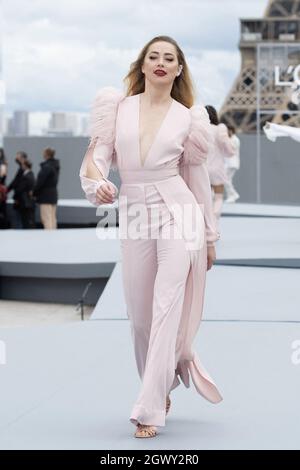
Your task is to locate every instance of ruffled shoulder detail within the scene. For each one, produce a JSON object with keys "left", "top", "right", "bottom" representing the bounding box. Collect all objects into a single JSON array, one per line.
[
  {"left": 183, "top": 104, "right": 212, "bottom": 165},
  {"left": 88, "top": 86, "right": 126, "bottom": 145}
]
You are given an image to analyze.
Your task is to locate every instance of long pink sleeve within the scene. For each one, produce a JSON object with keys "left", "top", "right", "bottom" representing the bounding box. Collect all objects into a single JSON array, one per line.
[
  {"left": 79, "top": 86, "right": 125, "bottom": 206},
  {"left": 181, "top": 105, "right": 220, "bottom": 247},
  {"left": 216, "top": 123, "right": 235, "bottom": 157}
]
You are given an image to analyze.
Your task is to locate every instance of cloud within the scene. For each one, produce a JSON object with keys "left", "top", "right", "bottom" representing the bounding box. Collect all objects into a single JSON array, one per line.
[
  {"left": 2, "top": 0, "right": 266, "bottom": 112},
  {"left": 190, "top": 50, "right": 241, "bottom": 108}
]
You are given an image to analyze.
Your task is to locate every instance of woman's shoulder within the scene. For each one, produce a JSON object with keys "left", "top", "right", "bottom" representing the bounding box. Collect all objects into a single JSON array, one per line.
[
  {"left": 182, "top": 102, "right": 211, "bottom": 136},
  {"left": 182, "top": 102, "right": 212, "bottom": 165},
  {"left": 189, "top": 104, "right": 210, "bottom": 128},
  {"left": 172, "top": 98, "right": 190, "bottom": 118},
  {"left": 88, "top": 86, "right": 126, "bottom": 143},
  {"left": 174, "top": 100, "right": 210, "bottom": 126},
  {"left": 90, "top": 86, "right": 126, "bottom": 111},
  {"left": 172, "top": 99, "right": 194, "bottom": 132}
]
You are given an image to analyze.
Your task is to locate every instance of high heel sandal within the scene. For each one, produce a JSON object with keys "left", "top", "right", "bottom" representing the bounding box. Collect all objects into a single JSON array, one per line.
[
  {"left": 166, "top": 395, "right": 171, "bottom": 415},
  {"left": 134, "top": 396, "right": 171, "bottom": 438},
  {"left": 134, "top": 423, "right": 157, "bottom": 438}
]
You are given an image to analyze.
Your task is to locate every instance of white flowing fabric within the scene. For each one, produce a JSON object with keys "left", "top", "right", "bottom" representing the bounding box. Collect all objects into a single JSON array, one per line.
[{"left": 263, "top": 122, "right": 300, "bottom": 143}]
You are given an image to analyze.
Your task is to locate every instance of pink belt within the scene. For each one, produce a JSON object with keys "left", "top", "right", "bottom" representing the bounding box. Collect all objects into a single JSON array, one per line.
[{"left": 119, "top": 167, "right": 180, "bottom": 184}]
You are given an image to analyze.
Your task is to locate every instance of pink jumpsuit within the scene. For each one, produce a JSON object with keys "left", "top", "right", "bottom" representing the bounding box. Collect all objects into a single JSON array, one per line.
[
  {"left": 206, "top": 123, "right": 235, "bottom": 186},
  {"left": 80, "top": 87, "right": 223, "bottom": 427}
]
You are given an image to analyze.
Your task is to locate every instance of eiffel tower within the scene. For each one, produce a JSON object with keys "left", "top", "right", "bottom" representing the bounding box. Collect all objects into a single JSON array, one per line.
[{"left": 220, "top": 0, "right": 300, "bottom": 133}]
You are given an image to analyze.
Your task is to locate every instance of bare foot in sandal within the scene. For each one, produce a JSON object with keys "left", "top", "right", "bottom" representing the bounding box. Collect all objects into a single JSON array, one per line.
[{"left": 134, "top": 423, "right": 157, "bottom": 438}]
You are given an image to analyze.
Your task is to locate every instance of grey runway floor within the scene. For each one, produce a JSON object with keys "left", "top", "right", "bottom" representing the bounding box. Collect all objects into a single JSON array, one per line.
[
  {"left": 1, "top": 216, "right": 299, "bottom": 265},
  {"left": 0, "top": 320, "right": 299, "bottom": 450},
  {"left": 0, "top": 203, "right": 299, "bottom": 449},
  {"left": 91, "top": 262, "right": 300, "bottom": 322}
]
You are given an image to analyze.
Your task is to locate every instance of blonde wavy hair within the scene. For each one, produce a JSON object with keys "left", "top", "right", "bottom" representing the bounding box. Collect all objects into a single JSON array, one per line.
[{"left": 123, "top": 35, "right": 196, "bottom": 108}]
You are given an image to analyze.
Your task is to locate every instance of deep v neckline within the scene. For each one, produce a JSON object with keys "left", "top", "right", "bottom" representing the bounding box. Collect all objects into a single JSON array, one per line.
[{"left": 137, "top": 93, "right": 174, "bottom": 168}]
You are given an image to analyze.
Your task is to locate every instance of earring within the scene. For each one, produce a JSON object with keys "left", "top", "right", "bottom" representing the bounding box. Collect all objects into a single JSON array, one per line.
[{"left": 177, "top": 65, "right": 183, "bottom": 77}]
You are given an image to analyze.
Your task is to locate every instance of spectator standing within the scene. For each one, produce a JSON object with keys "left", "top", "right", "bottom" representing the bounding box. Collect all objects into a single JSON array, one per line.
[
  {"left": 34, "top": 147, "right": 60, "bottom": 229},
  {"left": 0, "top": 148, "right": 9, "bottom": 228},
  {"left": 15, "top": 159, "right": 36, "bottom": 229},
  {"left": 0, "top": 148, "right": 8, "bottom": 185},
  {"left": 7, "top": 151, "right": 28, "bottom": 229}
]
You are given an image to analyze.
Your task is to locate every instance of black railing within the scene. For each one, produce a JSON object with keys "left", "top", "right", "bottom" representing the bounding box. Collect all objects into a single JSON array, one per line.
[{"left": 76, "top": 282, "right": 92, "bottom": 321}]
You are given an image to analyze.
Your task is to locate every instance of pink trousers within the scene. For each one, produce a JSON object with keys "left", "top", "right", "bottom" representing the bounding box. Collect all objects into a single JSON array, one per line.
[{"left": 120, "top": 183, "right": 192, "bottom": 427}]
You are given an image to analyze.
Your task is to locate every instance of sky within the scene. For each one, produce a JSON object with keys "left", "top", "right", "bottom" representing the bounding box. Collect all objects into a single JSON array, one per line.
[{"left": 2, "top": 0, "right": 268, "bottom": 116}]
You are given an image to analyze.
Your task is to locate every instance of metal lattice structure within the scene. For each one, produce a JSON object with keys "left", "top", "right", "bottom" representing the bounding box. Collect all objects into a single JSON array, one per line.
[{"left": 220, "top": 0, "right": 300, "bottom": 133}]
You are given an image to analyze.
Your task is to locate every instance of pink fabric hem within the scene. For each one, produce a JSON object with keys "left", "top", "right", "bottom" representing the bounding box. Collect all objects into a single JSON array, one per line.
[
  {"left": 129, "top": 404, "right": 166, "bottom": 427},
  {"left": 175, "top": 354, "right": 223, "bottom": 404}
]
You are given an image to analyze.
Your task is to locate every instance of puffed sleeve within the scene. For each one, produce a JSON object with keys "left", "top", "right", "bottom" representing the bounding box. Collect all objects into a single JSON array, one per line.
[
  {"left": 180, "top": 105, "right": 220, "bottom": 247},
  {"left": 216, "top": 123, "right": 235, "bottom": 157},
  {"left": 79, "top": 86, "right": 125, "bottom": 205}
]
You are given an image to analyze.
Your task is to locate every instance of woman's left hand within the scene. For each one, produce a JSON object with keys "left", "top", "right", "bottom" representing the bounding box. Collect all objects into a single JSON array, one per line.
[{"left": 207, "top": 245, "right": 216, "bottom": 271}]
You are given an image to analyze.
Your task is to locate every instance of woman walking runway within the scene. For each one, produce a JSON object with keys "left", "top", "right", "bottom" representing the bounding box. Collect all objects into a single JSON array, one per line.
[
  {"left": 80, "top": 35, "right": 223, "bottom": 438},
  {"left": 205, "top": 106, "right": 235, "bottom": 226}
]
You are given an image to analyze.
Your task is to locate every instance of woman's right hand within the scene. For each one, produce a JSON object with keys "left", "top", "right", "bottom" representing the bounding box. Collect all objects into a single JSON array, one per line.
[
  {"left": 96, "top": 181, "right": 118, "bottom": 205},
  {"left": 207, "top": 245, "right": 216, "bottom": 271}
]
